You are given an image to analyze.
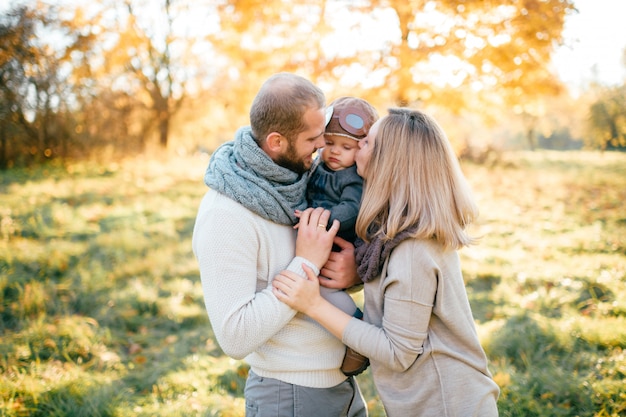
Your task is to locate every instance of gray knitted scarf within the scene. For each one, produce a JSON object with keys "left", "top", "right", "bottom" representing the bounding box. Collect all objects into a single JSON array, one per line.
[
  {"left": 204, "top": 126, "right": 309, "bottom": 225},
  {"left": 354, "top": 227, "right": 417, "bottom": 283}
]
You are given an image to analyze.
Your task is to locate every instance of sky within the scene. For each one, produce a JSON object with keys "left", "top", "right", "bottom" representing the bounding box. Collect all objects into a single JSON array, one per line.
[{"left": 552, "top": 0, "right": 626, "bottom": 90}]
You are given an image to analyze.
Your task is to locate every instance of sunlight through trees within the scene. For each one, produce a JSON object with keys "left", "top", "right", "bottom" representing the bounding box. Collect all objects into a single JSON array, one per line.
[{"left": 3, "top": 0, "right": 626, "bottom": 168}]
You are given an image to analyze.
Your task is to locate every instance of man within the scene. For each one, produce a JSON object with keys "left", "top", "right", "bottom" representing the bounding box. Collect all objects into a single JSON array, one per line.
[{"left": 192, "top": 73, "right": 366, "bottom": 416}]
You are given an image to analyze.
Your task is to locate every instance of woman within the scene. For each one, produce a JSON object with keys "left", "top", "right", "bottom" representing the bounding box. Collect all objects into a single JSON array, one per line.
[{"left": 272, "top": 108, "right": 500, "bottom": 416}]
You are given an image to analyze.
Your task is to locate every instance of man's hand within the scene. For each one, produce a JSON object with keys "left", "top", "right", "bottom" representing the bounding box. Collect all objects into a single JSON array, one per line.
[
  {"left": 294, "top": 208, "right": 339, "bottom": 269},
  {"left": 319, "top": 236, "right": 362, "bottom": 289}
]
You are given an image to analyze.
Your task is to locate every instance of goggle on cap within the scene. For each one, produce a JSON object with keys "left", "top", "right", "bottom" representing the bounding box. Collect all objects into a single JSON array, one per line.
[{"left": 324, "top": 97, "right": 379, "bottom": 141}]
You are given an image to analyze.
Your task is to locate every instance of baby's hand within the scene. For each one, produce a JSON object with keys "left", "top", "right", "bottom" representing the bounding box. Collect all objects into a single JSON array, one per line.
[{"left": 293, "top": 209, "right": 304, "bottom": 229}]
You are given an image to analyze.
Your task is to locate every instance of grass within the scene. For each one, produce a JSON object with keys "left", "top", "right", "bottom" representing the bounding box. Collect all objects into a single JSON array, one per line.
[{"left": 1, "top": 150, "right": 625, "bottom": 416}]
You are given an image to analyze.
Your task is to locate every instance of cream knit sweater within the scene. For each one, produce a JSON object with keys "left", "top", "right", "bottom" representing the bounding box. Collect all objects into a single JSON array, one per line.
[{"left": 192, "top": 190, "right": 347, "bottom": 388}]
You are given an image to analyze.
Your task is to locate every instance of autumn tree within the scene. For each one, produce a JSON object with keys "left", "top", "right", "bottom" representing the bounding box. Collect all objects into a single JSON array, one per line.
[
  {"left": 587, "top": 85, "right": 626, "bottom": 150},
  {"left": 207, "top": 0, "right": 574, "bottom": 149},
  {"left": 93, "top": 0, "right": 214, "bottom": 149},
  {"left": 0, "top": 6, "right": 39, "bottom": 168},
  {"left": 206, "top": 1, "right": 342, "bottom": 135},
  {"left": 346, "top": 0, "right": 575, "bottom": 149},
  {"left": 209, "top": 0, "right": 576, "bottom": 113},
  {"left": 2, "top": 0, "right": 578, "bottom": 163},
  {"left": 0, "top": 2, "right": 100, "bottom": 167}
]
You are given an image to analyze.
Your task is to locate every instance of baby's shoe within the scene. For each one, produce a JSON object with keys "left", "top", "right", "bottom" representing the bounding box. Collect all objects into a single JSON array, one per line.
[{"left": 341, "top": 347, "right": 370, "bottom": 376}]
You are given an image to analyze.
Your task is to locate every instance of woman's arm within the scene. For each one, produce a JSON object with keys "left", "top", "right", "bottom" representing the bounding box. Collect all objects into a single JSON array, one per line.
[
  {"left": 194, "top": 200, "right": 295, "bottom": 359},
  {"left": 272, "top": 265, "right": 352, "bottom": 340},
  {"left": 343, "top": 242, "right": 436, "bottom": 371},
  {"left": 275, "top": 233, "right": 436, "bottom": 373}
]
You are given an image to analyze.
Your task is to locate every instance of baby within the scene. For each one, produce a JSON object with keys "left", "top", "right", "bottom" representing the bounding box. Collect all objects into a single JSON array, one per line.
[{"left": 304, "top": 96, "right": 378, "bottom": 376}]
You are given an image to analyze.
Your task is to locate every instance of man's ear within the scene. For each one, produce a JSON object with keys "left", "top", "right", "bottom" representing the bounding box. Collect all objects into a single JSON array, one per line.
[{"left": 265, "top": 132, "right": 284, "bottom": 153}]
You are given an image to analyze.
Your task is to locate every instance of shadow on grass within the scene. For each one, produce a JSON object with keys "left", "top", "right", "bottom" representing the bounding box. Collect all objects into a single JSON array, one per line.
[
  {"left": 487, "top": 313, "right": 601, "bottom": 417},
  {"left": 466, "top": 273, "right": 503, "bottom": 322},
  {"left": 28, "top": 379, "right": 123, "bottom": 417},
  {"left": 113, "top": 322, "right": 250, "bottom": 415}
]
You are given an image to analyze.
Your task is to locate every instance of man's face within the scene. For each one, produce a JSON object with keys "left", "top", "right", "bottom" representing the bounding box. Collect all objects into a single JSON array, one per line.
[{"left": 275, "top": 106, "right": 326, "bottom": 174}]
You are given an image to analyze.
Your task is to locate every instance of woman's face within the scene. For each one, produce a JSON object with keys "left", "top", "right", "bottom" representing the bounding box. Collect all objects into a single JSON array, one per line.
[{"left": 355, "top": 119, "right": 380, "bottom": 178}]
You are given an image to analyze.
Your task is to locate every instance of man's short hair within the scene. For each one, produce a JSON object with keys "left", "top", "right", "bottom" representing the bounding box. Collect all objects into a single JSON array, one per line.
[{"left": 250, "top": 73, "right": 325, "bottom": 144}]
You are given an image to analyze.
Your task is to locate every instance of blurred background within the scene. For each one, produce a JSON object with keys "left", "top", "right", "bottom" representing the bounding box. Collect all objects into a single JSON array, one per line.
[
  {"left": 2, "top": 1, "right": 626, "bottom": 416},
  {"left": 1, "top": 0, "right": 625, "bottom": 169}
]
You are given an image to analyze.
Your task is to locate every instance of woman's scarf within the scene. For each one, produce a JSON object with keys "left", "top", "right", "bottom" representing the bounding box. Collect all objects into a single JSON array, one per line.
[
  {"left": 354, "top": 228, "right": 417, "bottom": 283},
  {"left": 204, "top": 126, "right": 309, "bottom": 225}
]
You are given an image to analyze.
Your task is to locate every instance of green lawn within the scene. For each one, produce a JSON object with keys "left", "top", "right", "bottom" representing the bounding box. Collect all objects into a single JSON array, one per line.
[{"left": 1, "top": 151, "right": 625, "bottom": 416}]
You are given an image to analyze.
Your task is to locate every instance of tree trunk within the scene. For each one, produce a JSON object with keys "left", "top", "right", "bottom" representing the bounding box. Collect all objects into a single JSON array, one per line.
[
  {"left": 0, "top": 127, "right": 7, "bottom": 169},
  {"left": 526, "top": 128, "right": 536, "bottom": 151},
  {"left": 159, "top": 110, "right": 169, "bottom": 148}
]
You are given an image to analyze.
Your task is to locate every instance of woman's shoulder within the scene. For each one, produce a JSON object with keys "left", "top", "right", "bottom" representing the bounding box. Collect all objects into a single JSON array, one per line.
[
  {"left": 385, "top": 239, "right": 461, "bottom": 288},
  {"left": 395, "top": 237, "right": 442, "bottom": 254},
  {"left": 392, "top": 238, "right": 457, "bottom": 266}
]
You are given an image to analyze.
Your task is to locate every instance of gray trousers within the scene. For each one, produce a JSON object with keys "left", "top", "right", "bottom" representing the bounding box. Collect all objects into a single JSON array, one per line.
[{"left": 244, "top": 370, "right": 367, "bottom": 417}]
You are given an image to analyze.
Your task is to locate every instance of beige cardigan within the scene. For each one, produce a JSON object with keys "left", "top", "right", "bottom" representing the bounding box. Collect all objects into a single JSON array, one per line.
[{"left": 343, "top": 239, "right": 500, "bottom": 416}]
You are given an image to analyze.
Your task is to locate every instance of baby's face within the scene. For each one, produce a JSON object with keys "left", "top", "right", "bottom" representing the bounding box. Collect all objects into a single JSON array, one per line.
[{"left": 321, "top": 134, "right": 359, "bottom": 171}]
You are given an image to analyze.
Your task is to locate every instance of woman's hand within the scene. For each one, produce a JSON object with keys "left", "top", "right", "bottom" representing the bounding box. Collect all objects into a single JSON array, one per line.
[
  {"left": 274, "top": 265, "right": 353, "bottom": 340},
  {"left": 272, "top": 265, "right": 322, "bottom": 315},
  {"left": 319, "top": 236, "right": 362, "bottom": 289},
  {"left": 294, "top": 207, "right": 339, "bottom": 269}
]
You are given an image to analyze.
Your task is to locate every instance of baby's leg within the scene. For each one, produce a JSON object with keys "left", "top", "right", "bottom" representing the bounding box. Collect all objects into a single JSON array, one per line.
[{"left": 319, "top": 286, "right": 357, "bottom": 315}]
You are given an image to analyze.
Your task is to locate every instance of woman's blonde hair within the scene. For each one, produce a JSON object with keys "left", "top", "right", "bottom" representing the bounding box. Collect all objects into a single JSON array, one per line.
[{"left": 355, "top": 108, "right": 478, "bottom": 250}]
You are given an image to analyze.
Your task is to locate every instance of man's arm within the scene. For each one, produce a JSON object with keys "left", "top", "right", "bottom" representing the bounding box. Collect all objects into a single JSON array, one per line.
[{"left": 192, "top": 195, "right": 297, "bottom": 359}]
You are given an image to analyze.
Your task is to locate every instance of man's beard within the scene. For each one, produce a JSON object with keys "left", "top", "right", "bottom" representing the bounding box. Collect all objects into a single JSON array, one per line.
[{"left": 274, "top": 141, "right": 309, "bottom": 175}]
